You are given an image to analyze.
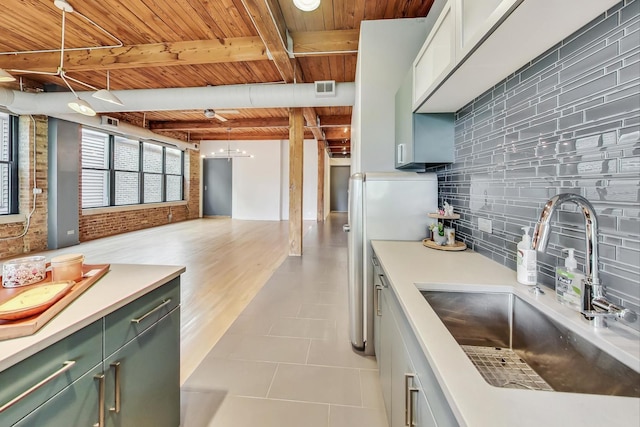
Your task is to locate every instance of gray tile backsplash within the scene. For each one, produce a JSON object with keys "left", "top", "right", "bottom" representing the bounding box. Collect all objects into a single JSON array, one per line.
[{"left": 429, "top": 0, "right": 640, "bottom": 329}]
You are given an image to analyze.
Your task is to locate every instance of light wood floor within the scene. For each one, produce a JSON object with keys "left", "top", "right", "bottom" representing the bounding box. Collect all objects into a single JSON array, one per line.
[{"left": 27, "top": 217, "right": 316, "bottom": 383}]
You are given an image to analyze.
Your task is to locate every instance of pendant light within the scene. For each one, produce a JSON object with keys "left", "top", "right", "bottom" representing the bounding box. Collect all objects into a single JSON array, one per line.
[
  {"left": 1, "top": 0, "right": 123, "bottom": 116},
  {"left": 0, "top": 69, "right": 16, "bottom": 82},
  {"left": 293, "top": 0, "right": 321, "bottom": 12},
  {"left": 92, "top": 70, "right": 123, "bottom": 106}
]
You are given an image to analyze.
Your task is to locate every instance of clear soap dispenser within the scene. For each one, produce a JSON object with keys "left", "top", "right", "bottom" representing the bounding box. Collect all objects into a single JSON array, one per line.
[
  {"left": 517, "top": 226, "right": 537, "bottom": 285},
  {"left": 555, "top": 248, "right": 585, "bottom": 311}
]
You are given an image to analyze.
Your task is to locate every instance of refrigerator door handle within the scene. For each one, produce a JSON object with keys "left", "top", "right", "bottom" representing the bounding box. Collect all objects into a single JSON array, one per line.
[{"left": 343, "top": 224, "right": 351, "bottom": 232}]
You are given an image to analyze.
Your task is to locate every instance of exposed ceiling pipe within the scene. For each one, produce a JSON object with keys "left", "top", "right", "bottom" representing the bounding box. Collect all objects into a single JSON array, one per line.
[
  {"left": 50, "top": 113, "right": 194, "bottom": 150},
  {"left": 0, "top": 82, "right": 355, "bottom": 116}
]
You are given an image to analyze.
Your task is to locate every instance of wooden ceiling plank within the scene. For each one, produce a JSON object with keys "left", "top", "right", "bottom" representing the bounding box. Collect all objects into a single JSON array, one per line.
[
  {"left": 290, "top": 29, "right": 359, "bottom": 55},
  {"left": 319, "top": 115, "right": 351, "bottom": 127}
]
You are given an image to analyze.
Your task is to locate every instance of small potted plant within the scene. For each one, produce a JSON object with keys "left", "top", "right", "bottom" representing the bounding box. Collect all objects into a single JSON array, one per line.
[{"left": 429, "top": 222, "right": 447, "bottom": 245}]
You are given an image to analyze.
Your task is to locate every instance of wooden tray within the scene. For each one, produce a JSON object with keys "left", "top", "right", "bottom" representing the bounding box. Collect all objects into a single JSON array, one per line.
[
  {"left": 427, "top": 213, "right": 461, "bottom": 220},
  {"left": 423, "top": 239, "right": 467, "bottom": 251},
  {"left": 0, "top": 264, "right": 110, "bottom": 341}
]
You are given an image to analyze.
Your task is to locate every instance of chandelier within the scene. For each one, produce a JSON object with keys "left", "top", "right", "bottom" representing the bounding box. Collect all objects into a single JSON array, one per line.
[{"left": 208, "top": 128, "right": 254, "bottom": 160}]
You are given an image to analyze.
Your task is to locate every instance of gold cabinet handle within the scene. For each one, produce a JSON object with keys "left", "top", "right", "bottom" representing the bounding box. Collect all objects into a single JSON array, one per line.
[
  {"left": 93, "top": 373, "right": 105, "bottom": 427},
  {"left": 131, "top": 298, "right": 172, "bottom": 324},
  {"left": 109, "top": 362, "right": 121, "bottom": 413},
  {"left": 375, "top": 284, "right": 383, "bottom": 316},
  {"left": 408, "top": 387, "right": 419, "bottom": 427},
  {"left": 404, "top": 373, "right": 415, "bottom": 426},
  {"left": 0, "top": 360, "right": 76, "bottom": 413}
]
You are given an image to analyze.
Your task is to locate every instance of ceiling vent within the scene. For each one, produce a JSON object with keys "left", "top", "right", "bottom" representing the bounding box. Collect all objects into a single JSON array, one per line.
[
  {"left": 315, "top": 80, "right": 336, "bottom": 97},
  {"left": 100, "top": 115, "right": 119, "bottom": 127}
]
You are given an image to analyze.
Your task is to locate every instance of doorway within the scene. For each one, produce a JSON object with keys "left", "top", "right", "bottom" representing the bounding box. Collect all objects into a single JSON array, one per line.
[
  {"left": 203, "top": 158, "right": 232, "bottom": 216},
  {"left": 330, "top": 165, "right": 350, "bottom": 212}
]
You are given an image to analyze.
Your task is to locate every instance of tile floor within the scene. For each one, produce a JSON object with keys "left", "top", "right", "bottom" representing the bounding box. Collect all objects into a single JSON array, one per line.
[{"left": 180, "top": 214, "right": 389, "bottom": 427}]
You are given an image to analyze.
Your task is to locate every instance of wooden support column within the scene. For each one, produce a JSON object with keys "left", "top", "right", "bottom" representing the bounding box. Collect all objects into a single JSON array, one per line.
[
  {"left": 317, "top": 141, "right": 326, "bottom": 222},
  {"left": 289, "top": 108, "right": 304, "bottom": 256}
]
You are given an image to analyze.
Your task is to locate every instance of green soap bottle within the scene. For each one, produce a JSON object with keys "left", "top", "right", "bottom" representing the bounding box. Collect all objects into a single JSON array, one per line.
[{"left": 555, "top": 248, "right": 585, "bottom": 312}]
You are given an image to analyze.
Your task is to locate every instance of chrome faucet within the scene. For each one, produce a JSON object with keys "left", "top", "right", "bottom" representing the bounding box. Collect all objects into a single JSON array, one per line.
[{"left": 532, "top": 193, "right": 637, "bottom": 327}]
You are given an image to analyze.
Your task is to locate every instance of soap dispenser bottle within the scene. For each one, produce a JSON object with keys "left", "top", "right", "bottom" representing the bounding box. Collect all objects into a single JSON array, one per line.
[
  {"left": 556, "top": 248, "right": 585, "bottom": 311},
  {"left": 517, "top": 226, "right": 537, "bottom": 285}
]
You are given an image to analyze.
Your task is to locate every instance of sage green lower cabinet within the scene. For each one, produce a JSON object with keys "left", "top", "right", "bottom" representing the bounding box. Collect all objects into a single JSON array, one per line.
[
  {"left": 104, "top": 308, "right": 180, "bottom": 427},
  {"left": 0, "top": 277, "right": 181, "bottom": 427},
  {"left": 13, "top": 365, "right": 104, "bottom": 427},
  {"left": 375, "top": 271, "right": 456, "bottom": 427}
]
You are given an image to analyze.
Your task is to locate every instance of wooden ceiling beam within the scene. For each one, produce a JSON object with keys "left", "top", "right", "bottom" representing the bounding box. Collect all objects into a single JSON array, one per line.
[
  {"left": 195, "top": 130, "right": 315, "bottom": 141},
  {"left": 240, "top": 0, "right": 298, "bottom": 84},
  {"left": 240, "top": 0, "right": 324, "bottom": 142},
  {"left": 319, "top": 115, "right": 352, "bottom": 127},
  {"left": 0, "top": 30, "right": 359, "bottom": 73},
  {"left": 291, "top": 30, "right": 359, "bottom": 55},
  {"left": 150, "top": 117, "right": 290, "bottom": 131},
  {"left": 1, "top": 37, "right": 267, "bottom": 73},
  {"left": 323, "top": 127, "right": 351, "bottom": 140}
]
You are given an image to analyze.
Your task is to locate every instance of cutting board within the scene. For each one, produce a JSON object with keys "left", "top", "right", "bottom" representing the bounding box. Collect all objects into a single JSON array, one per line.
[{"left": 0, "top": 264, "right": 110, "bottom": 341}]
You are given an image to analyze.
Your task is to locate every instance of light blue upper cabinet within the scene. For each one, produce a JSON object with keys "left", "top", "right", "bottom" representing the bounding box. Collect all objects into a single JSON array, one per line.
[
  {"left": 413, "top": 0, "right": 622, "bottom": 112},
  {"left": 395, "top": 70, "right": 454, "bottom": 170}
]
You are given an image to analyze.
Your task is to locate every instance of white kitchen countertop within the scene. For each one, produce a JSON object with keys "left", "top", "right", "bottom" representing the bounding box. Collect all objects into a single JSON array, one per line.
[
  {"left": 372, "top": 240, "right": 640, "bottom": 427},
  {"left": 0, "top": 263, "right": 185, "bottom": 372}
]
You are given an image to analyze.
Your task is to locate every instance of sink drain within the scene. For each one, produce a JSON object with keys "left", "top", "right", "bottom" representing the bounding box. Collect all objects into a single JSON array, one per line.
[{"left": 461, "top": 345, "right": 554, "bottom": 391}]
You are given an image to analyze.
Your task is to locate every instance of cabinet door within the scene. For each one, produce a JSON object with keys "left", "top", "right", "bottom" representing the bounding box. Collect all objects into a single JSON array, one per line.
[
  {"left": 0, "top": 320, "right": 102, "bottom": 427},
  {"left": 104, "top": 308, "right": 180, "bottom": 427},
  {"left": 455, "top": 0, "right": 520, "bottom": 60},
  {"left": 378, "top": 288, "right": 393, "bottom": 426},
  {"left": 13, "top": 364, "right": 103, "bottom": 427},
  {"left": 390, "top": 312, "right": 415, "bottom": 427},
  {"left": 395, "top": 71, "right": 414, "bottom": 168},
  {"left": 409, "top": 380, "right": 438, "bottom": 427},
  {"left": 413, "top": 0, "right": 455, "bottom": 109}
]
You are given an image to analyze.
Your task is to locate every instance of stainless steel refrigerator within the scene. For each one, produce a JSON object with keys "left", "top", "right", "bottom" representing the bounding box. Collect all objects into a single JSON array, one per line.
[{"left": 343, "top": 172, "right": 438, "bottom": 355}]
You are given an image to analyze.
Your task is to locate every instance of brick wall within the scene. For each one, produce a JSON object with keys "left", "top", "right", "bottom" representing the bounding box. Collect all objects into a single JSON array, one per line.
[
  {"left": 0, "top": 115, "right": 200, "bottom": 257},
  {"left": 78, "top": 147, "right": 200, "bottom": 241},
  {"left": 431, "top": 0, "right": 640, "bottom": 328},
  {"left": 0, "top": 115, "right": 48, "bottom": 258}
]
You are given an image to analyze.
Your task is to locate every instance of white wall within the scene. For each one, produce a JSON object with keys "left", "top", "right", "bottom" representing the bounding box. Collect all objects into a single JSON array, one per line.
[
  {"left": 201, "top": 138, "right": 318, "bottom": 221},
  {"left": 200, "top": 140, "right": 282, "bottom": 220},
  {"left": 352, "top": 13, "right": 444, "bottom": 173}
]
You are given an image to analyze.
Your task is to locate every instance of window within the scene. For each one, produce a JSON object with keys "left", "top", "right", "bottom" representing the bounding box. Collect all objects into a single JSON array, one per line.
[
  {"left": 81, "top": 129, "right": 185, "bottom": 208},
  {"left": 0, "top": 112, "right": 18, "bottom": 215}
]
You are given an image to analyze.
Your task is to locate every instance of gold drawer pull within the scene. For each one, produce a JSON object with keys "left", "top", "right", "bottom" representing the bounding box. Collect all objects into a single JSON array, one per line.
[
  {"left": 131, "top": 298, "right": 172, "bottom": 324},
  {"left": 0, "top": 361, "right": 76, "bottom": 413}
]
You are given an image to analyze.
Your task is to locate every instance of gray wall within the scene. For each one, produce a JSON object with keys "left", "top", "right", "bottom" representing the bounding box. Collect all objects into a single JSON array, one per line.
[
  {"left": 48, "top": 118, "right": 80, "bottom": 249},
  {"left": 431, "top": 0, "right": 640, "bottom": 328}
]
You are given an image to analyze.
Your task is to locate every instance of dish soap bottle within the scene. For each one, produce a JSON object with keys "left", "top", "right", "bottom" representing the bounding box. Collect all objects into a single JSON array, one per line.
[
  {"left": 517, "top": 226, "right": 537, "bottom": 285},
  {"left": 556, "top": 248, "right": 585, "bottom": 311}
]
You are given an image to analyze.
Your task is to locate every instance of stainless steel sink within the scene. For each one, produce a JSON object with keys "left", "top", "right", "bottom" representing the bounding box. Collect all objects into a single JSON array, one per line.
[{"left": 421, "top": 290, "right": 640, "bottom": 397}]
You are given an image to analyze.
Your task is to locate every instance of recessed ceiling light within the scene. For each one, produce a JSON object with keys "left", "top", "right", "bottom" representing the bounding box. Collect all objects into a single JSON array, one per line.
[{"left": 293, "top": 0, "right": 320, "bottom": 12}]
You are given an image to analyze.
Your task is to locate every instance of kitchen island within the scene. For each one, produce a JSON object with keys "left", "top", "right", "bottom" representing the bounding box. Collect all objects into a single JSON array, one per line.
[
  {"left": 372, "top": 240, "right": 639, "bottom": 427},
  {"left": 0, "top": 263, "right": 184, "bottom": 426}
]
